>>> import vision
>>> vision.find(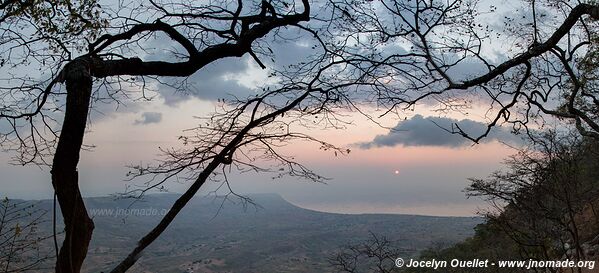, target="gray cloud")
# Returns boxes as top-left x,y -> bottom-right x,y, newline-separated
134,112 -> 163,125
148,27 -> 329,105
126,31 -> 256,105
360,114 -> 522,148
157,56 -> 257,105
